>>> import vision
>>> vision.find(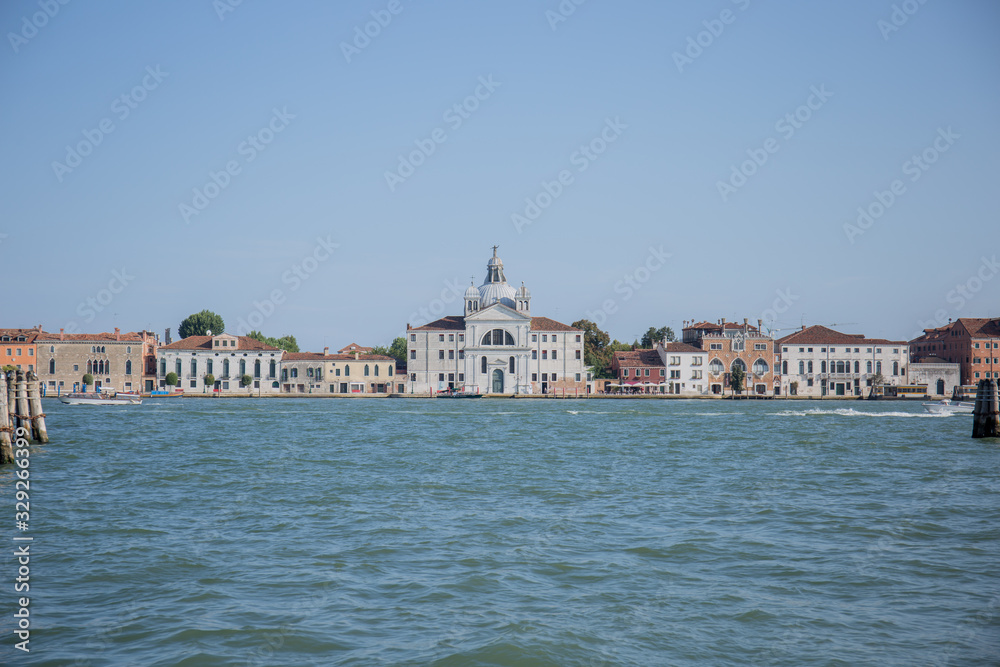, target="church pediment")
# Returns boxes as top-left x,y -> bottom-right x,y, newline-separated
464,302 -> 530,323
